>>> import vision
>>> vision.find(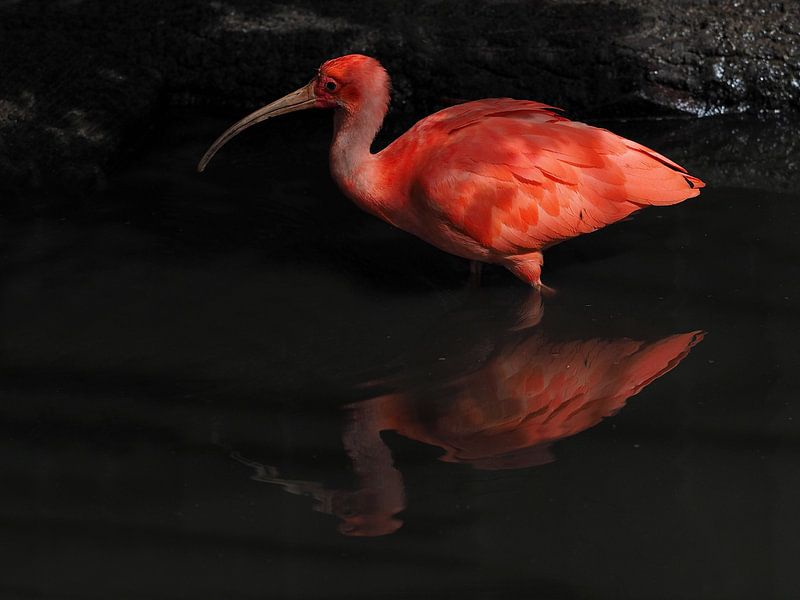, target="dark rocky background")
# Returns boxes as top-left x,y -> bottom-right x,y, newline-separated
0,0 -> 798,196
